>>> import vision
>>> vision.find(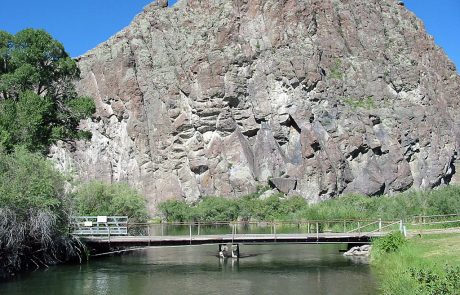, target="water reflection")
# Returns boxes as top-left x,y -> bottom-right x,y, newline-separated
0,244 -> 376,295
